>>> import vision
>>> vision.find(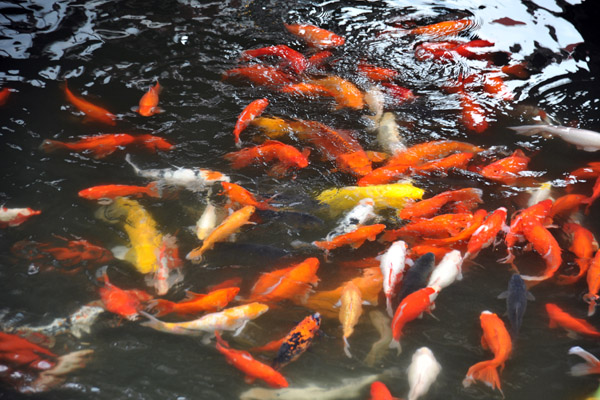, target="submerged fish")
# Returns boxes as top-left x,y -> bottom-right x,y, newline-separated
376,112 -> 406,155
509,124 -> 600,152
497,274 -> 534,338
394,252 -> 435,308
0,207 -> 41,228
407,347 -> 441,400
364,310 -> 392,367
326,198 -> 377,241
